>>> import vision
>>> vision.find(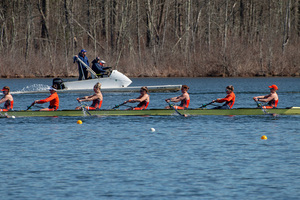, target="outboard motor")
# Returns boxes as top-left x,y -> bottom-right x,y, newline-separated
52,78 -> 65,90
